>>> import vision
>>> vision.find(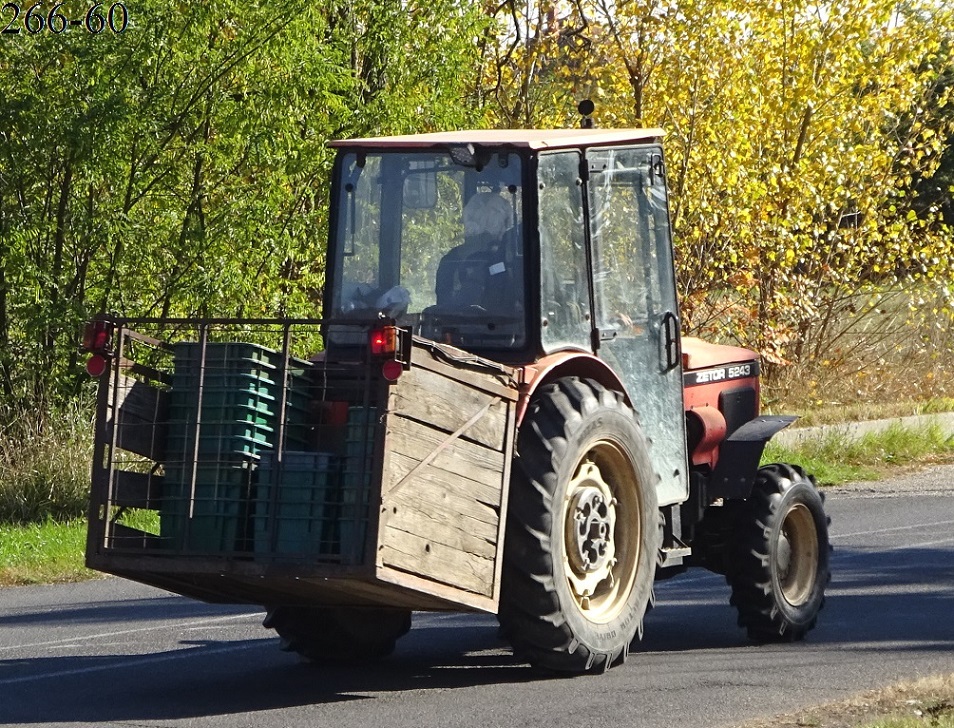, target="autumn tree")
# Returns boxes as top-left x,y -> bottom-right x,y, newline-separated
482,0 -> 954,381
